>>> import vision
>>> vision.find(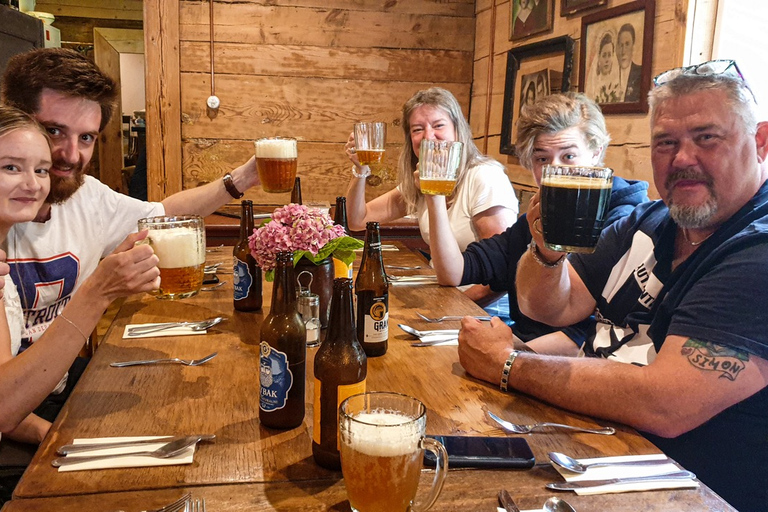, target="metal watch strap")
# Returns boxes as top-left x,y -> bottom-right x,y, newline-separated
500,350 -> 519,392
222,173 -> 244,199
529,239 -> 565,268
